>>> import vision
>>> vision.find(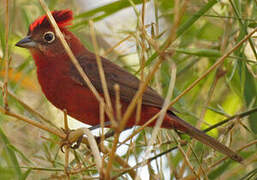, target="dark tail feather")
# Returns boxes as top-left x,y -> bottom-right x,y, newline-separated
167,112 -> 243,163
